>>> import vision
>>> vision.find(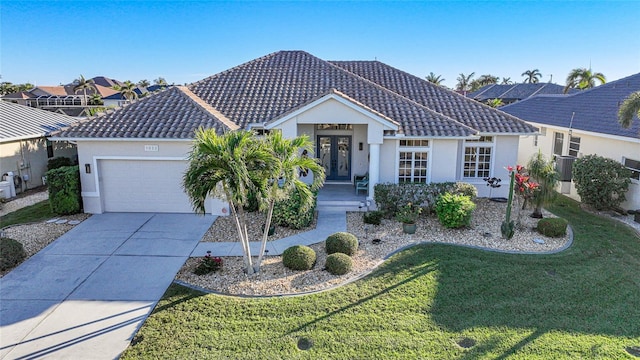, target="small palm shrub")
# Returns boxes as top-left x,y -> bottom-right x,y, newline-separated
537,218 -> 568,237
434,193 -> 476,229
1,237 -> 26,271
325,253 -> 353,275
363,210 -> 383,225
282,245 -> 316,271
325,232 -> 358,256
